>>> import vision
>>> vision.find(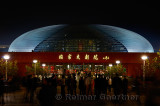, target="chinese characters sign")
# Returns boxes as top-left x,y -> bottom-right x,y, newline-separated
58,53 -> 109,62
